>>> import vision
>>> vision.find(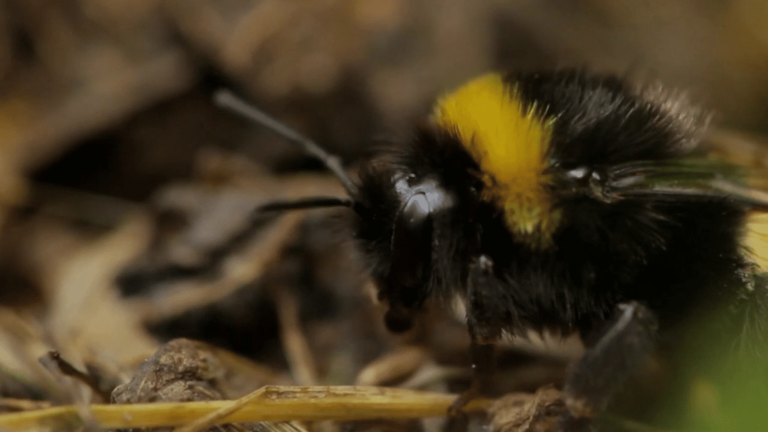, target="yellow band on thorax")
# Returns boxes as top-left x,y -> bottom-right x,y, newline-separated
432,73 -> 560,248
